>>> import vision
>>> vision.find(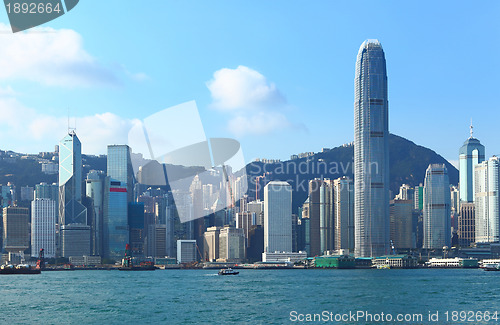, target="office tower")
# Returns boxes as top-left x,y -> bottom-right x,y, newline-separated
146,224 -> 166,257
459,124 -> 485,202
35,182 -> 58,201
31,199 -> 57,258
128,202 -> 145,256
218,226 -> 245,262
59,131 -> 86,226
390,199 -> 415,250
20,186 -> 34,201
423,164 -> 451,249
458,203 -> 475,246
247,225 -> 264,262
334,177 -> 354,252
60,224 -> 91,257
301,199 -> 310,255
354,39 -> 390,257
103,177 -> 129,258
107,145 -> 135,203
247,200 -> 264,226
204,226 -> 222,262
2,207 -> 29,253
176,239 -> 196,263
85,170 -> 104,256
264,181 -> 292,253
236,211 -> 253,245
474,157 -> 500,243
